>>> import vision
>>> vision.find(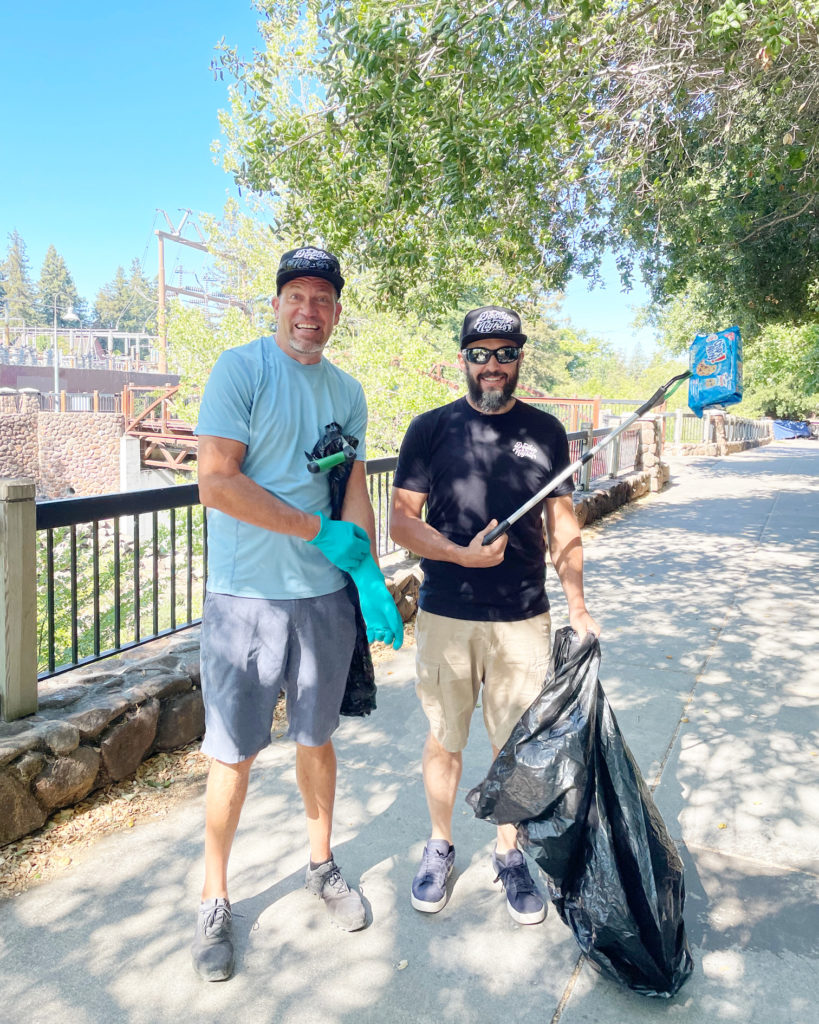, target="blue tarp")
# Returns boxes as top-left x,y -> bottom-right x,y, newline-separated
772,420 -> 812,439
